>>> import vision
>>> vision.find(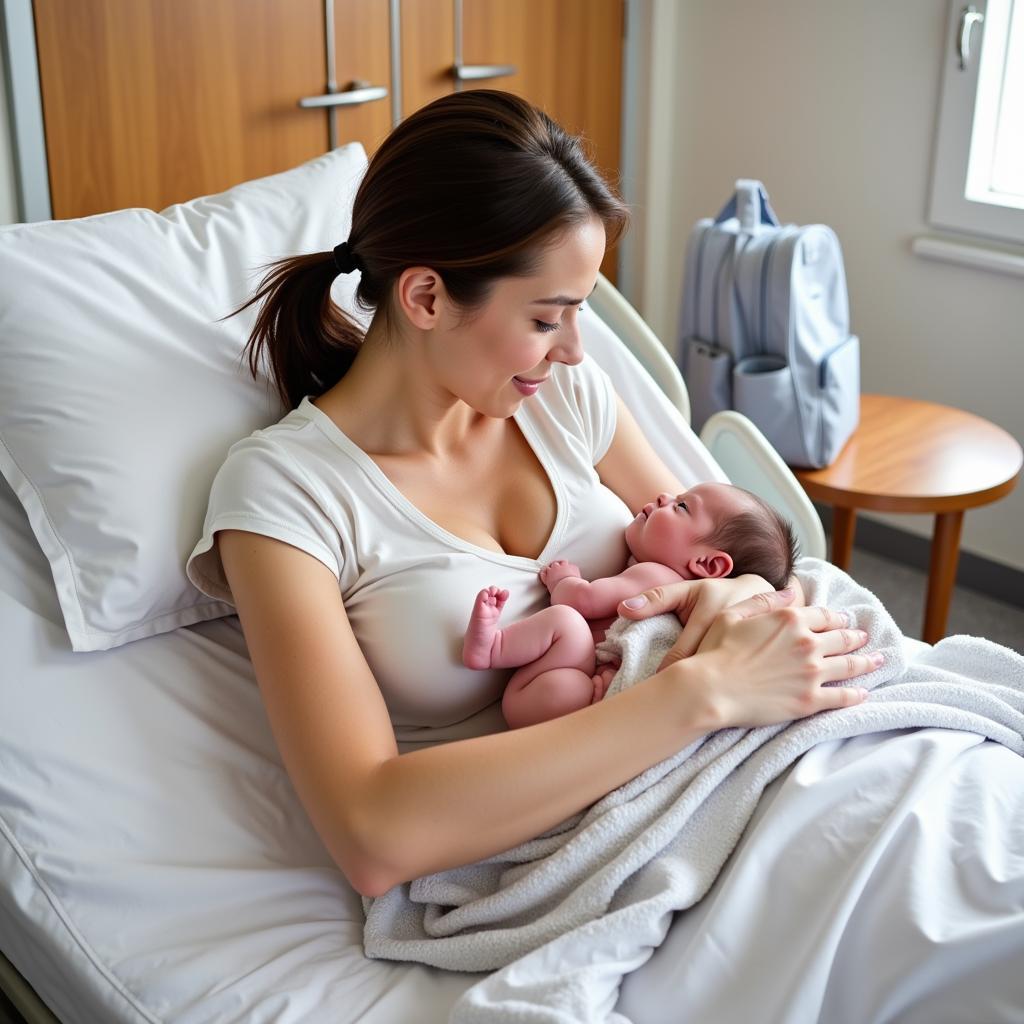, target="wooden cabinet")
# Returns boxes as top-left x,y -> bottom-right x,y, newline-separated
461,0 -> 623,213
398,0 -> 623,277
34,0 -> 321,216
30,0 -> 623,276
